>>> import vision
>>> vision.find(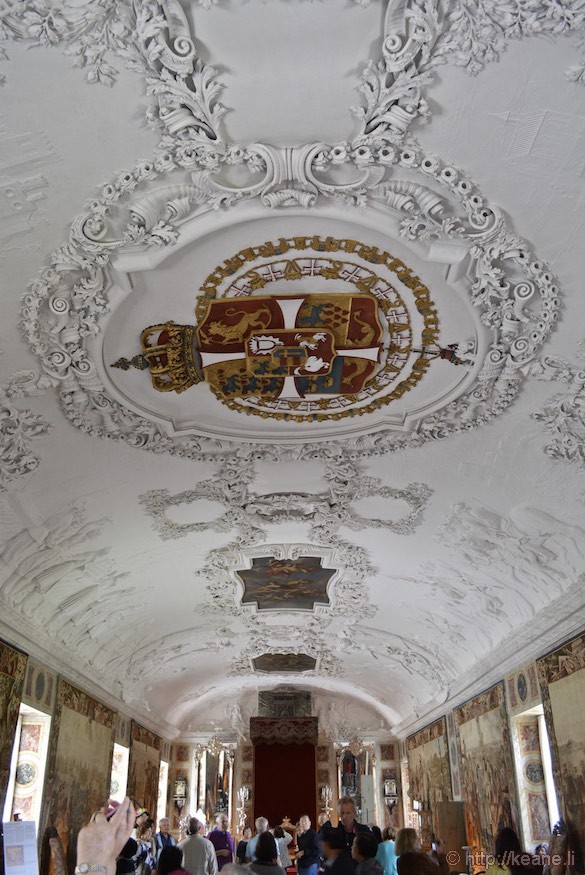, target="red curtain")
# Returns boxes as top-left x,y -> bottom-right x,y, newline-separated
253,742 -> 317,826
